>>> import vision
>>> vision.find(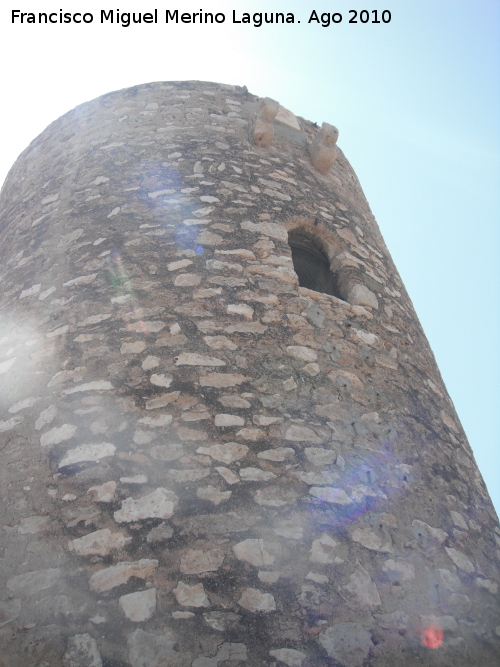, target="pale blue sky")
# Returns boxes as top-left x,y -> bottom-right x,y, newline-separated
1,0 -> 498,511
